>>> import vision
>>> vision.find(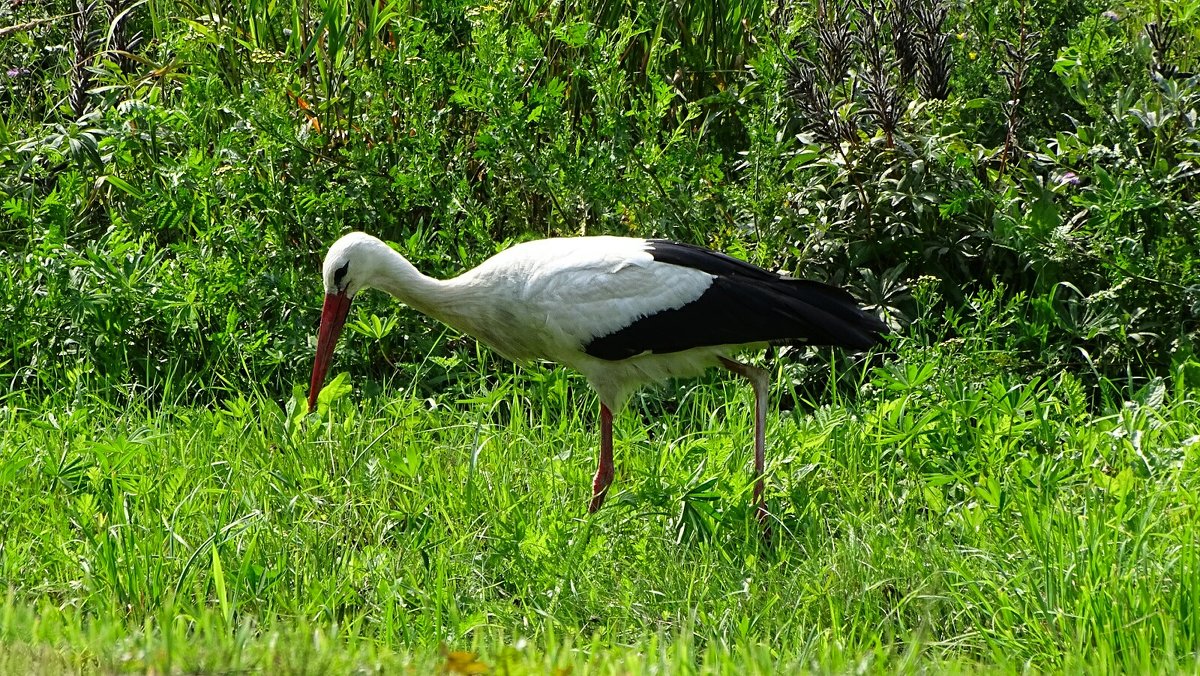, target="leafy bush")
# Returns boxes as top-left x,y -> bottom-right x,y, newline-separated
0,0 -> 1197,406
